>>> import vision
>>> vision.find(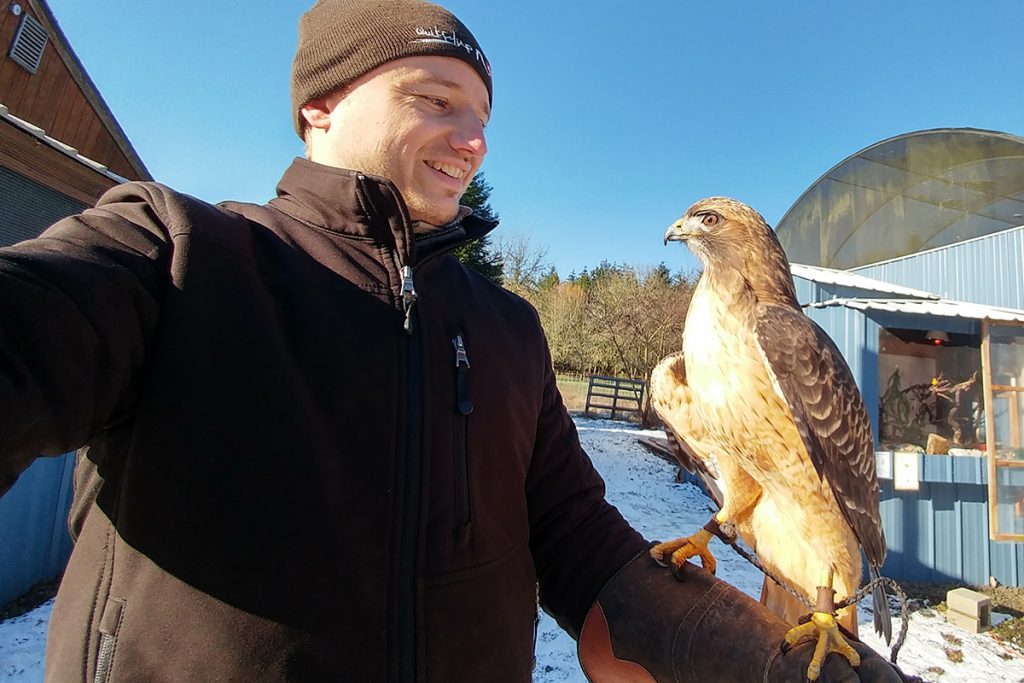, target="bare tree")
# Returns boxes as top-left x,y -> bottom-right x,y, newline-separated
533,281 -> 597,375
586,266 -> 694,425
497,234 -> 550,297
